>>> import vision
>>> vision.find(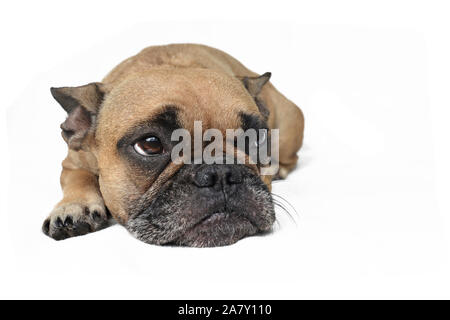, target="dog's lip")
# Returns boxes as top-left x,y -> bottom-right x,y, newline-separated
189,211 -> 258,235
173,212 -> 258,247
165,211 -> 253,244
198,211 -> 228,225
